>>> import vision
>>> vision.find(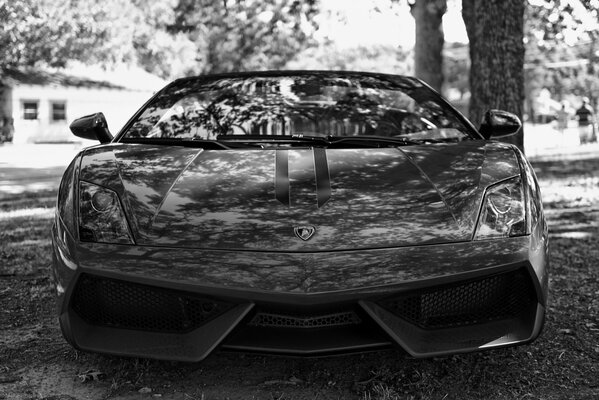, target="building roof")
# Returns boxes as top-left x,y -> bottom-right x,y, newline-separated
67,64 -> 168,91
1,68 -> 126,90
0,64 -> 168,92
